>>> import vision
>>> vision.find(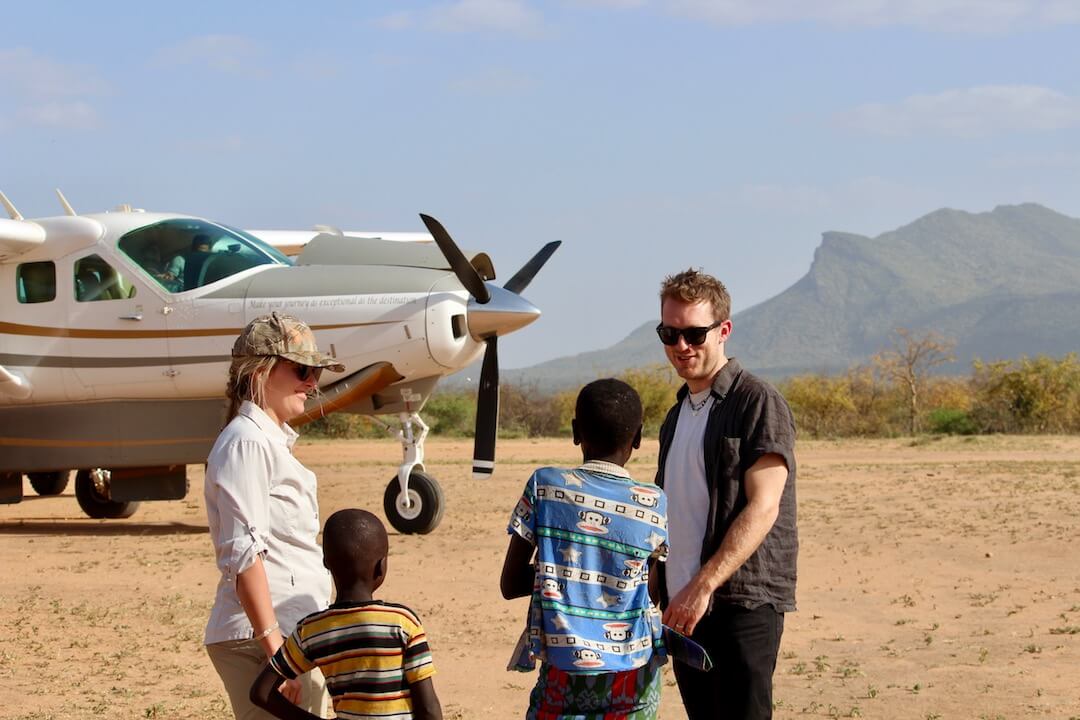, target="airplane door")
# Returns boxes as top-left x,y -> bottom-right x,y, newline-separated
3,259 -> 75,404
66,253 -> 177,398
163,297 -> 244,399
